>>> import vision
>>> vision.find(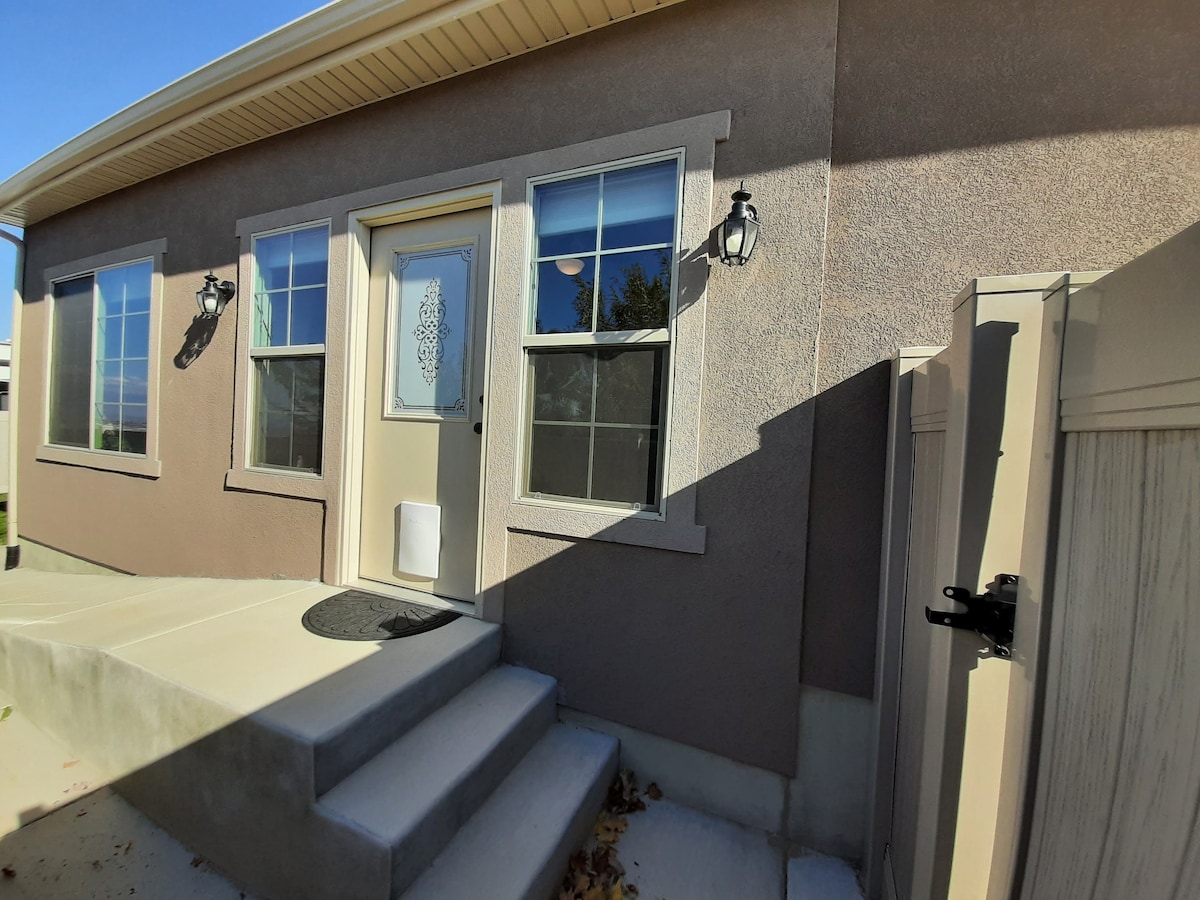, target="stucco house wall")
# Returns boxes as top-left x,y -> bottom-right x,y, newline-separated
13,0 -> 1200,790
804,0 -> 1200,699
